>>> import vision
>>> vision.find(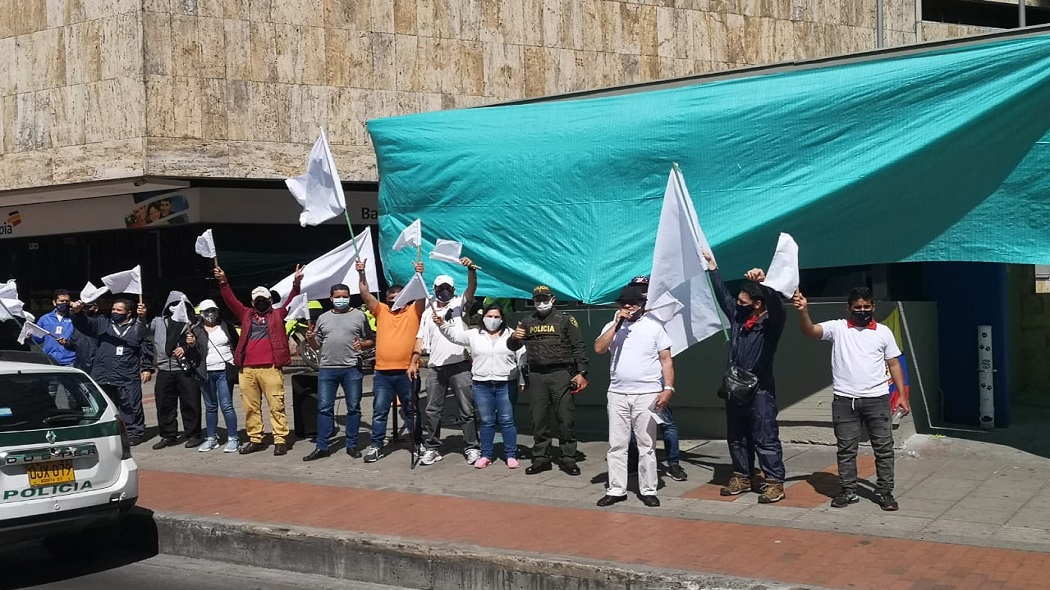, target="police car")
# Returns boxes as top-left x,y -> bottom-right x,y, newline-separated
0,360 -> 138,550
